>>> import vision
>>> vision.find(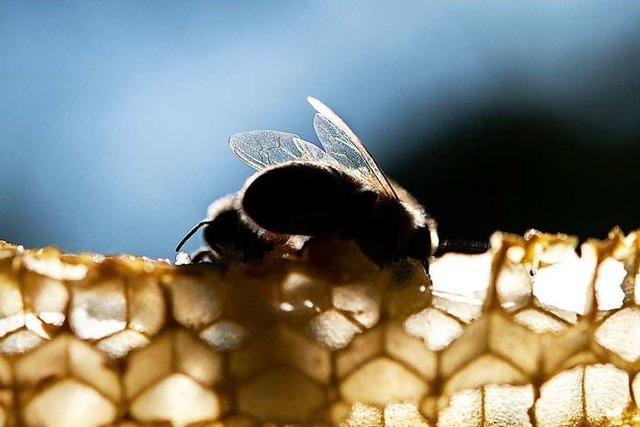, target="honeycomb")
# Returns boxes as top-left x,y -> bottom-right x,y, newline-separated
1,229 -> 640,426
